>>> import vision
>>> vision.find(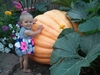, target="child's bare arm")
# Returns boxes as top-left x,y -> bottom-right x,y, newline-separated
33,19 -> 37,24
25,25 -> 43,37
